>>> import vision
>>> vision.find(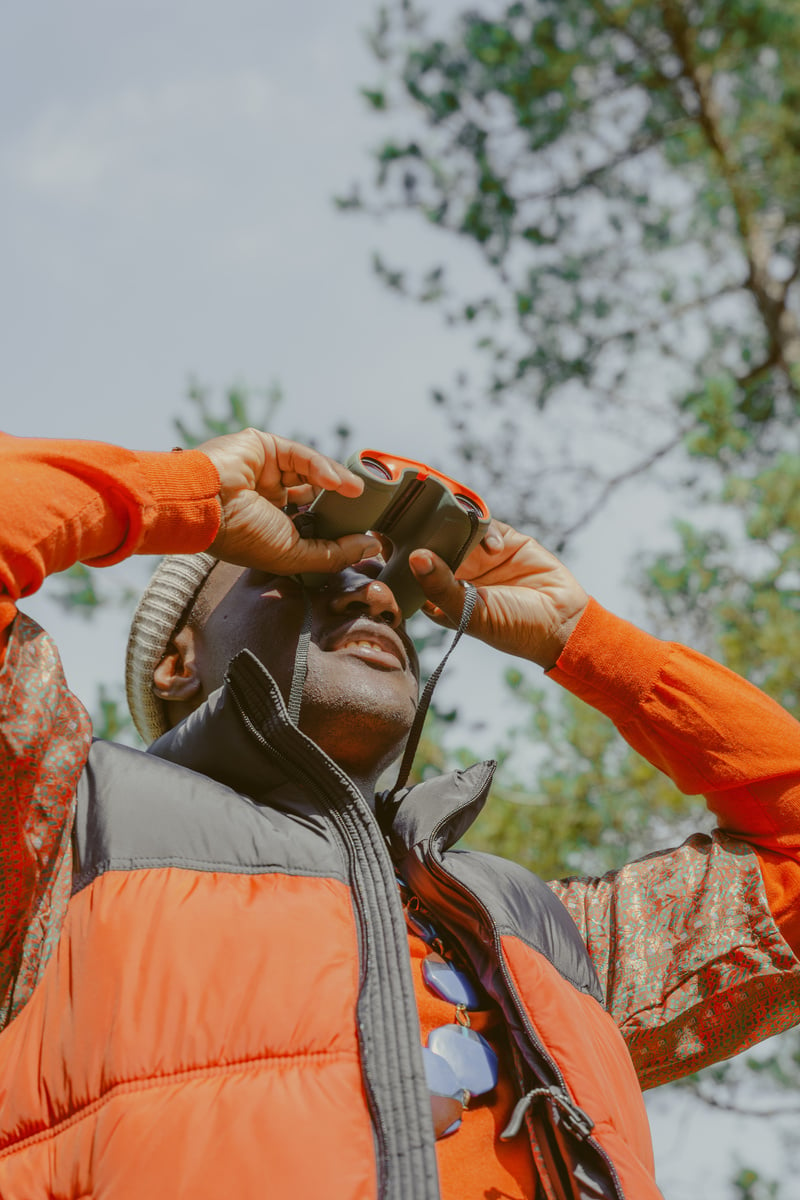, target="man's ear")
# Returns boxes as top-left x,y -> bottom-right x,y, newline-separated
152,626 -> 203,704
